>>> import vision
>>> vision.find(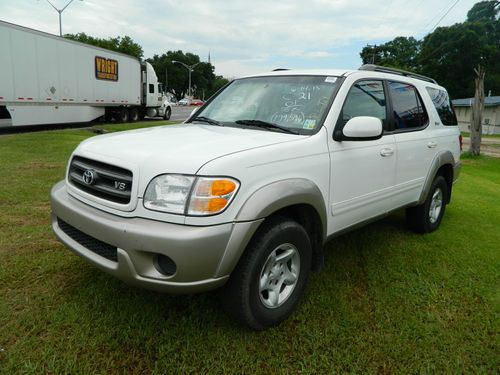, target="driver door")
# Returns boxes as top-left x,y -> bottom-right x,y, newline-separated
328,79 -> 396,233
